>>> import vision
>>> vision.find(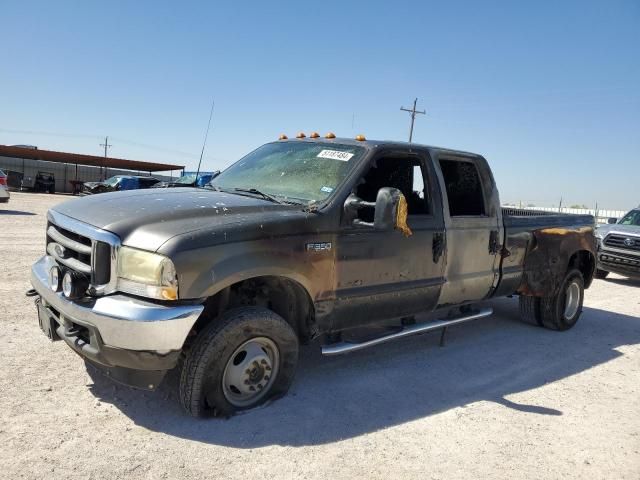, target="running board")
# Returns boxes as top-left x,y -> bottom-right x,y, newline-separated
321,307 -> 493,356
